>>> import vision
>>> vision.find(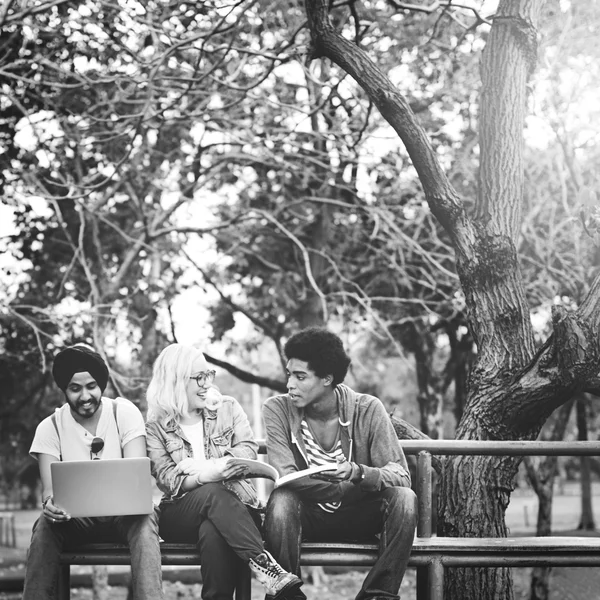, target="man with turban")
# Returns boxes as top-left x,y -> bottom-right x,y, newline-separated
22,344 -> 165,600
